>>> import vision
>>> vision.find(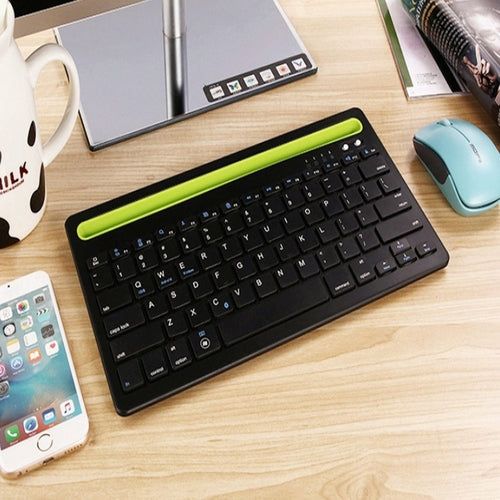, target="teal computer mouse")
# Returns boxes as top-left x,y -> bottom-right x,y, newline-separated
413,118 -> 500,216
